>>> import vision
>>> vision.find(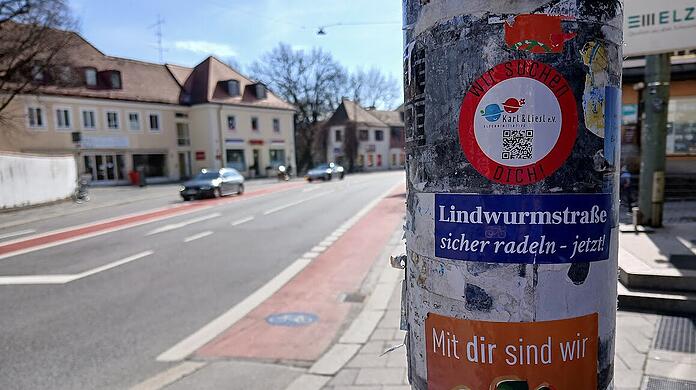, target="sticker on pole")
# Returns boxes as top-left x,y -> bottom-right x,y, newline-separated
426,312 -> 598,390
435,193 -> 614,264
459,60 -> 578,185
